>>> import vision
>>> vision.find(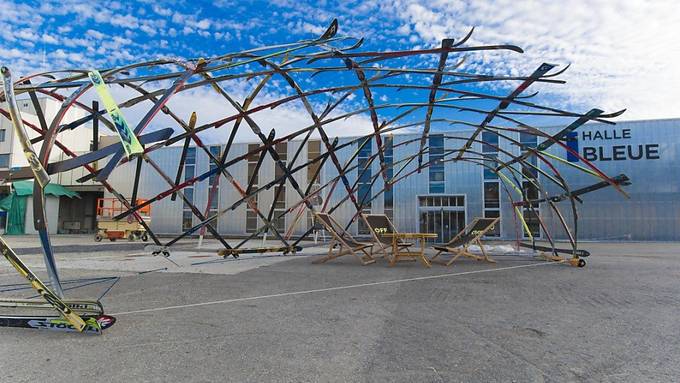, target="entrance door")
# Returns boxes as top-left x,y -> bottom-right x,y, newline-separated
418,195 -> 465,242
